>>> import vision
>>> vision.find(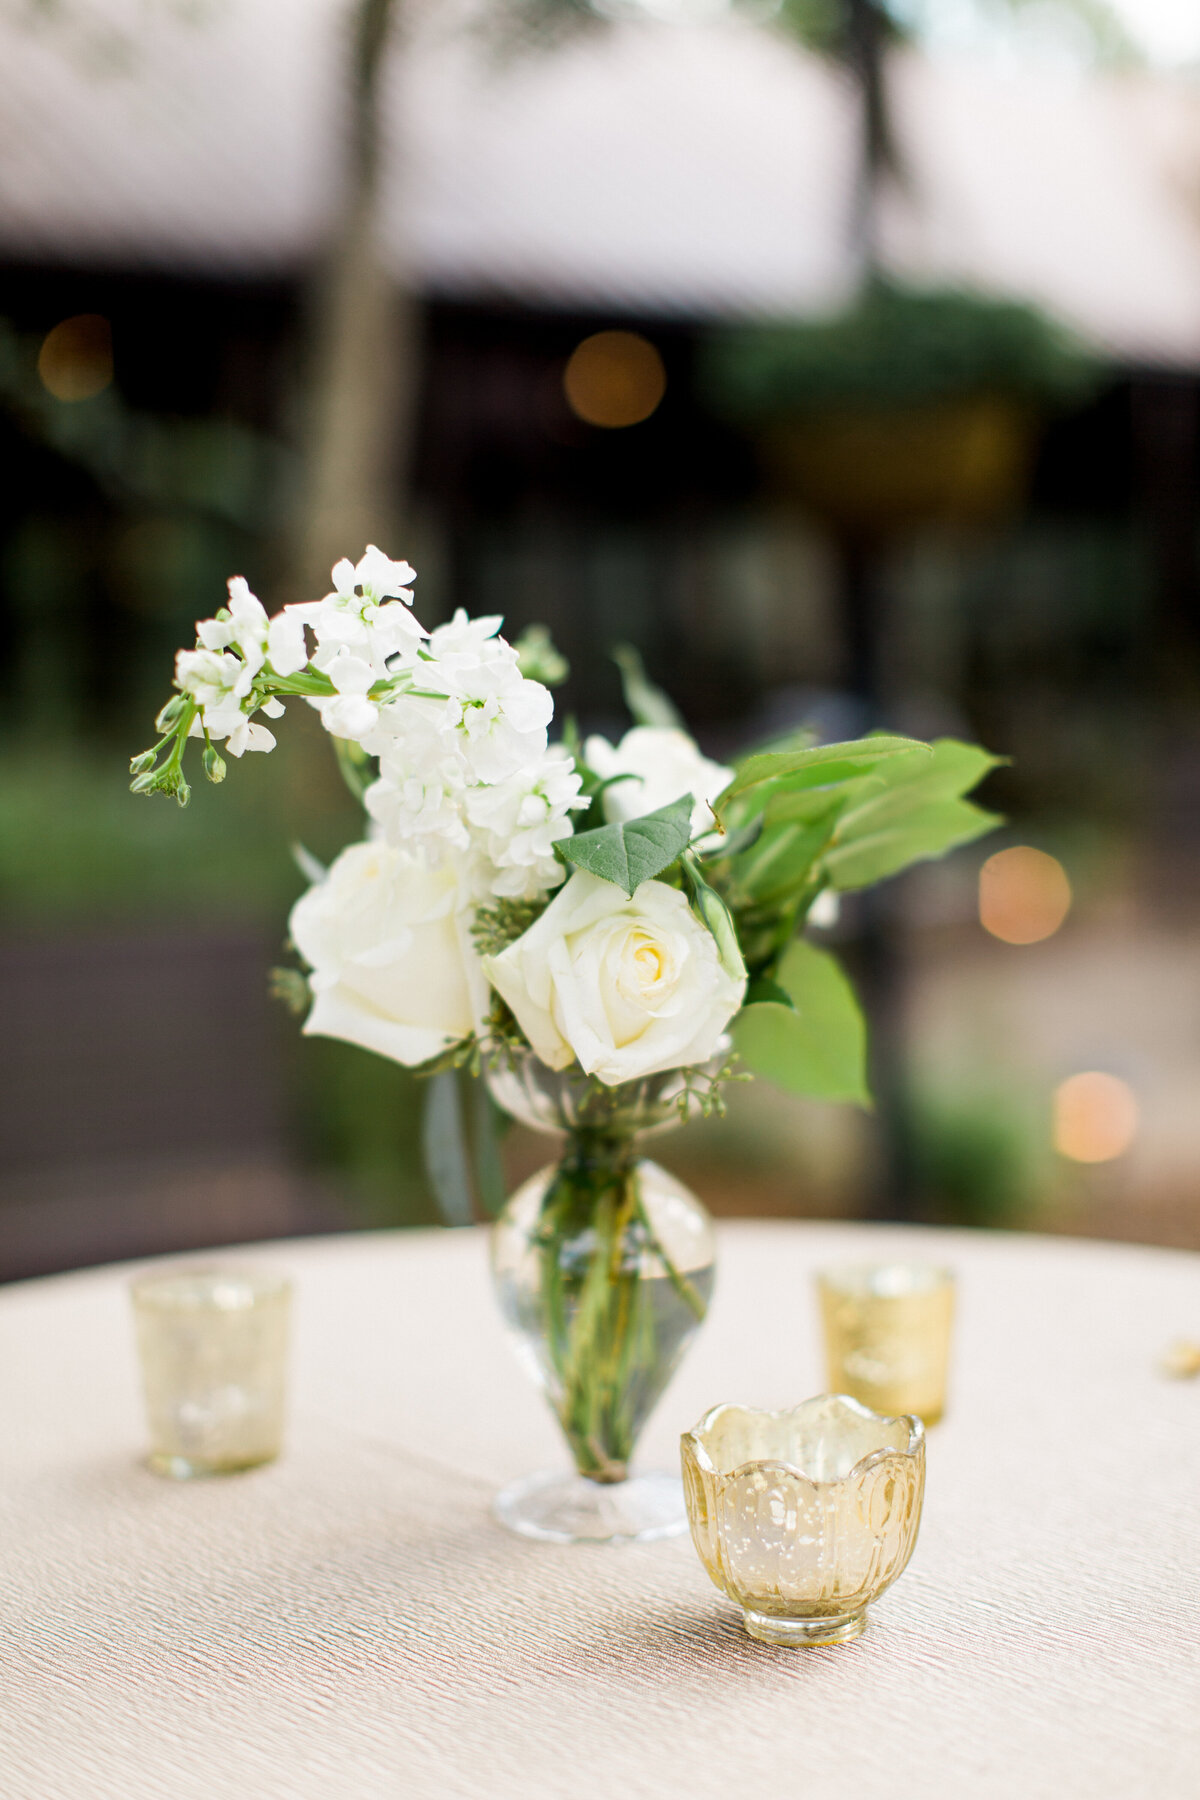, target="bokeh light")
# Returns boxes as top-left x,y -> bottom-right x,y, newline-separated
37,314 -> 113,401
1053,1072 -> 1138,1163
563,330 -> 666,428
979,845 -> 1072,944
